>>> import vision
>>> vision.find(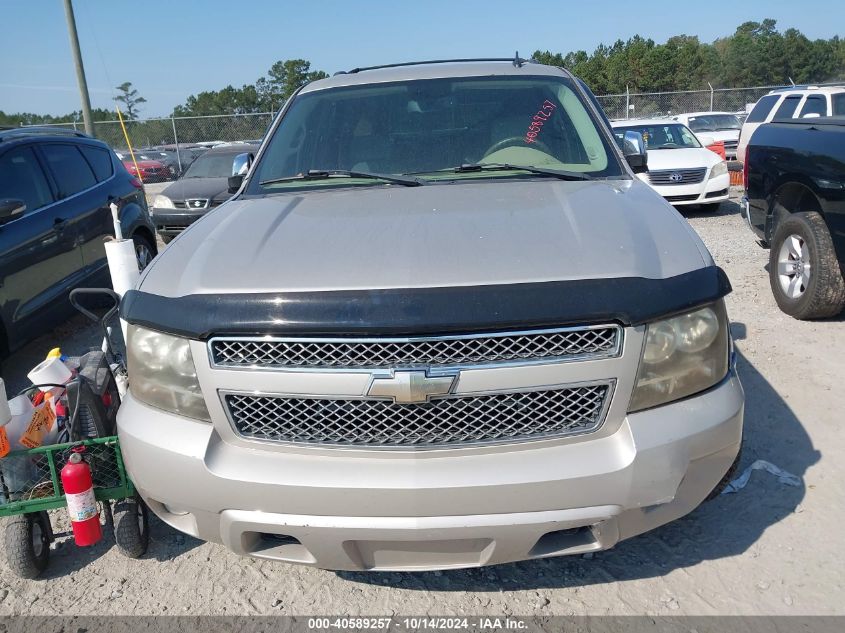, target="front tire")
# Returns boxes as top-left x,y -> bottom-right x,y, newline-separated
769,212 -> 845,319
706,447 -> 742,501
